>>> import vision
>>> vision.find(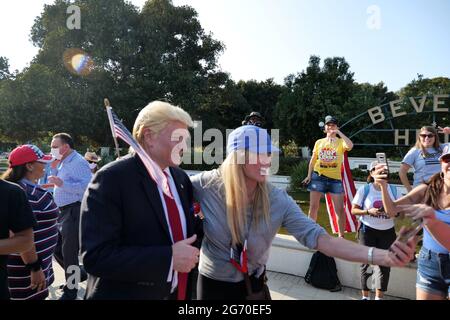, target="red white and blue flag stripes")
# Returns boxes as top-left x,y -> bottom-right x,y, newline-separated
325,152 -> 358,234
105,105 -> 172,198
